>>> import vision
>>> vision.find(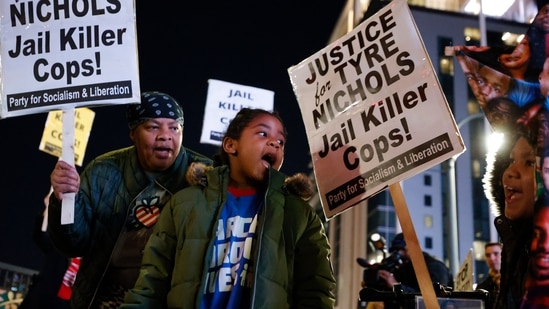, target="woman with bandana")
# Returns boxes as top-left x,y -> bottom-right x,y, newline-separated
47,91 -> 212,308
